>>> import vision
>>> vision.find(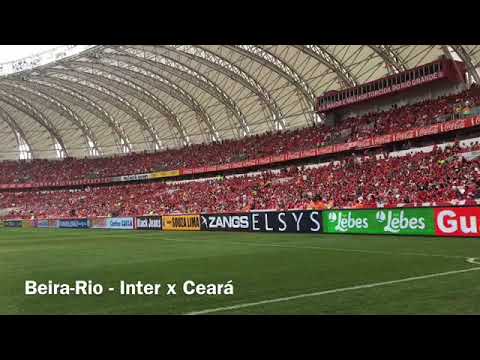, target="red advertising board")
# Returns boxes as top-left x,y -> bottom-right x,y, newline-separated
303,149 -> 317,157
434,207 -> 480,237
258,156 -> 272,165
271,154 -> 286,163
316,145 -> 334,156
392,129 -> 417,142
286,152 -> 301,160
229,162 -> 243,169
